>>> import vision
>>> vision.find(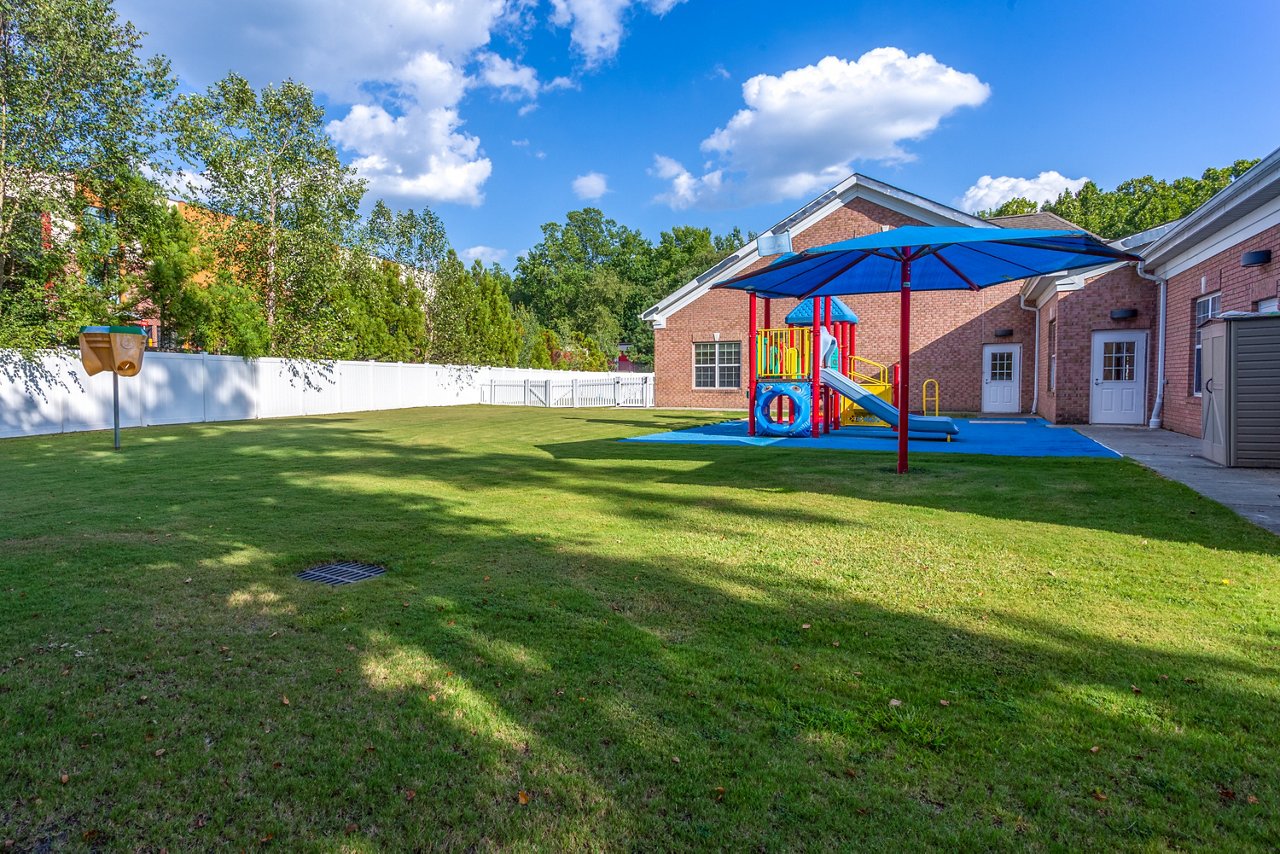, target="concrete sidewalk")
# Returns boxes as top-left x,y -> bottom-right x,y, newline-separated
1076,425 -> 1280,537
